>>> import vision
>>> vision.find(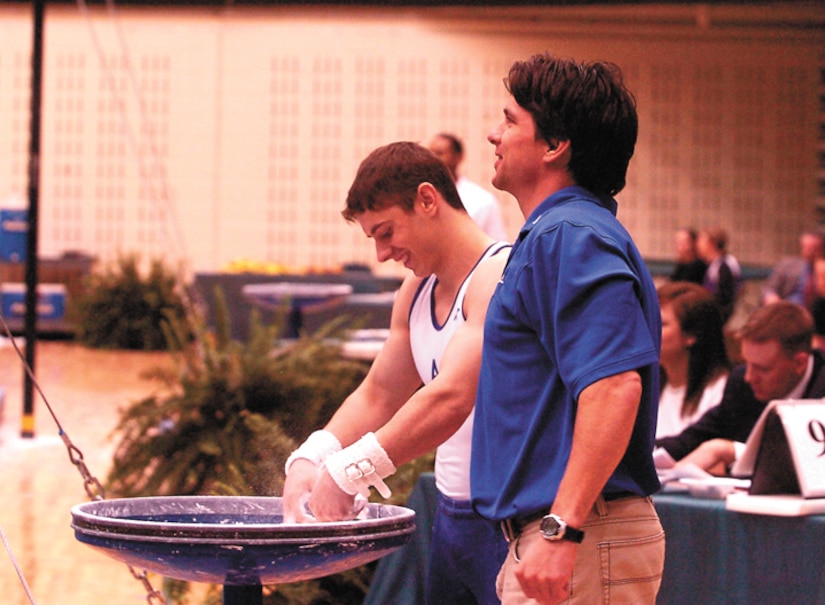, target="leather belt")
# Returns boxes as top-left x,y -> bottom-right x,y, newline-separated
500,510 -> 545,543
499,491 -> 637,543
